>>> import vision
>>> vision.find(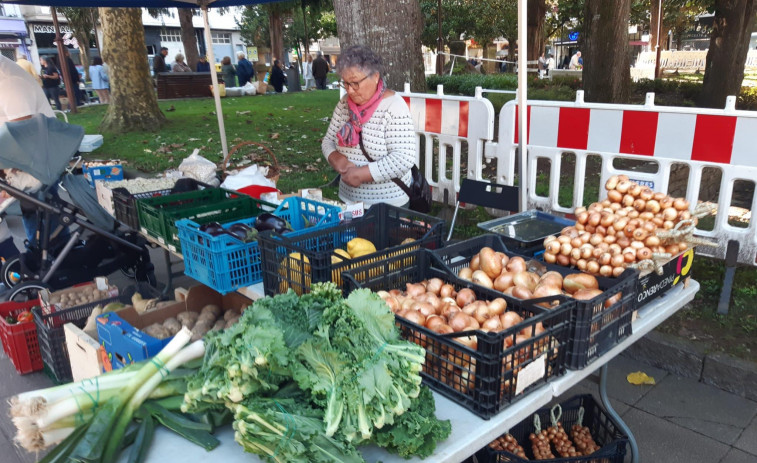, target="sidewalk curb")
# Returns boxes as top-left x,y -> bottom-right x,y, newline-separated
625,330 -> 705,379
627,330 -> 757,401
703,354 -> 757,402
